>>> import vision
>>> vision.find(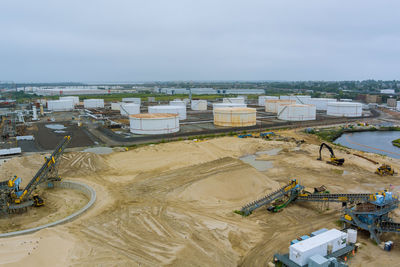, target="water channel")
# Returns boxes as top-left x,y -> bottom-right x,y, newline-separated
334,131 -> 400,159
